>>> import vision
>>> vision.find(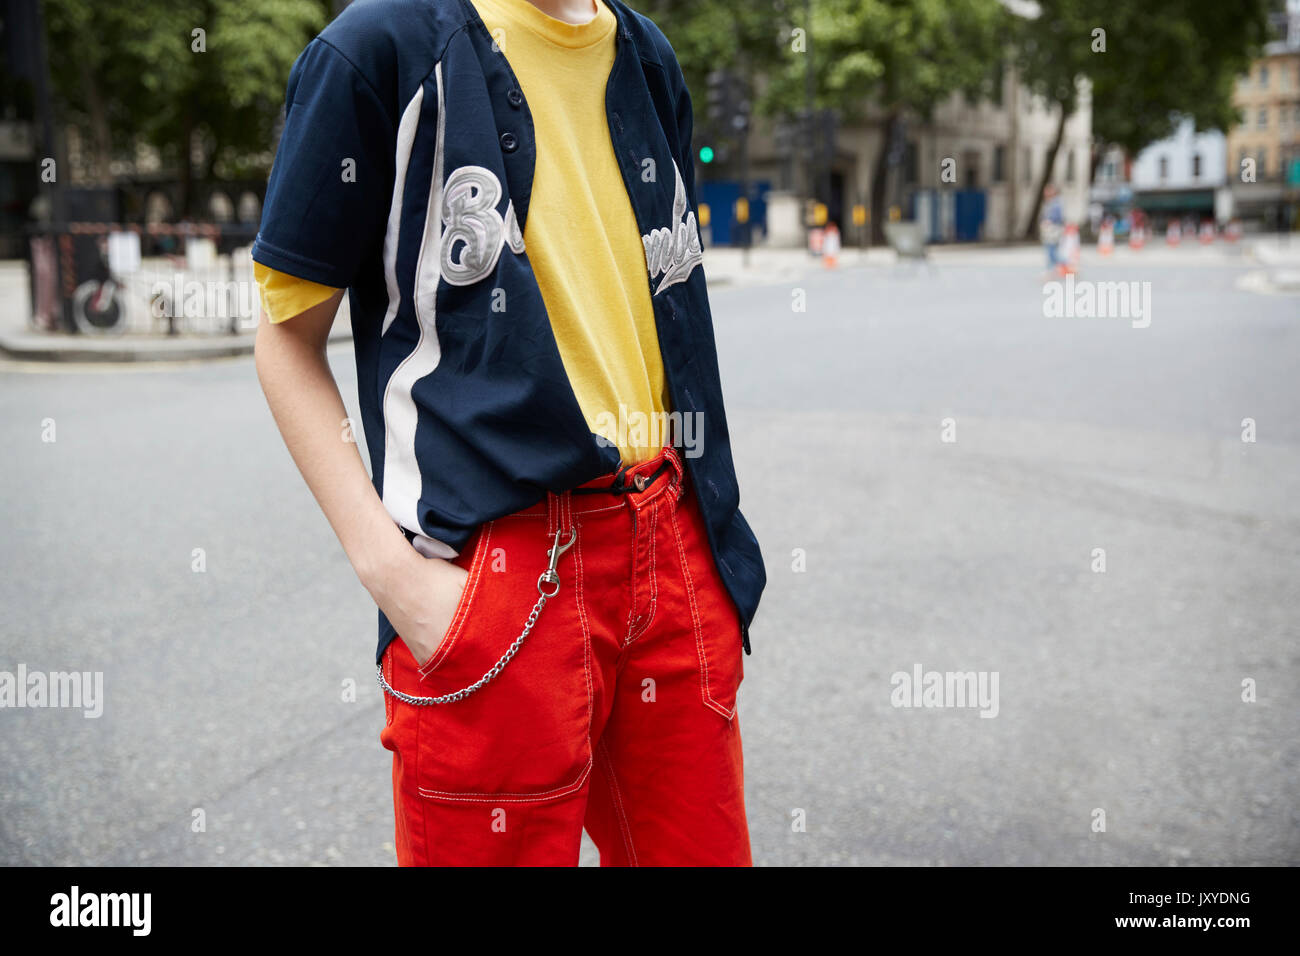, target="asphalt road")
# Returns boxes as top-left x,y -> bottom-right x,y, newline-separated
2,245 -> 1297,865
